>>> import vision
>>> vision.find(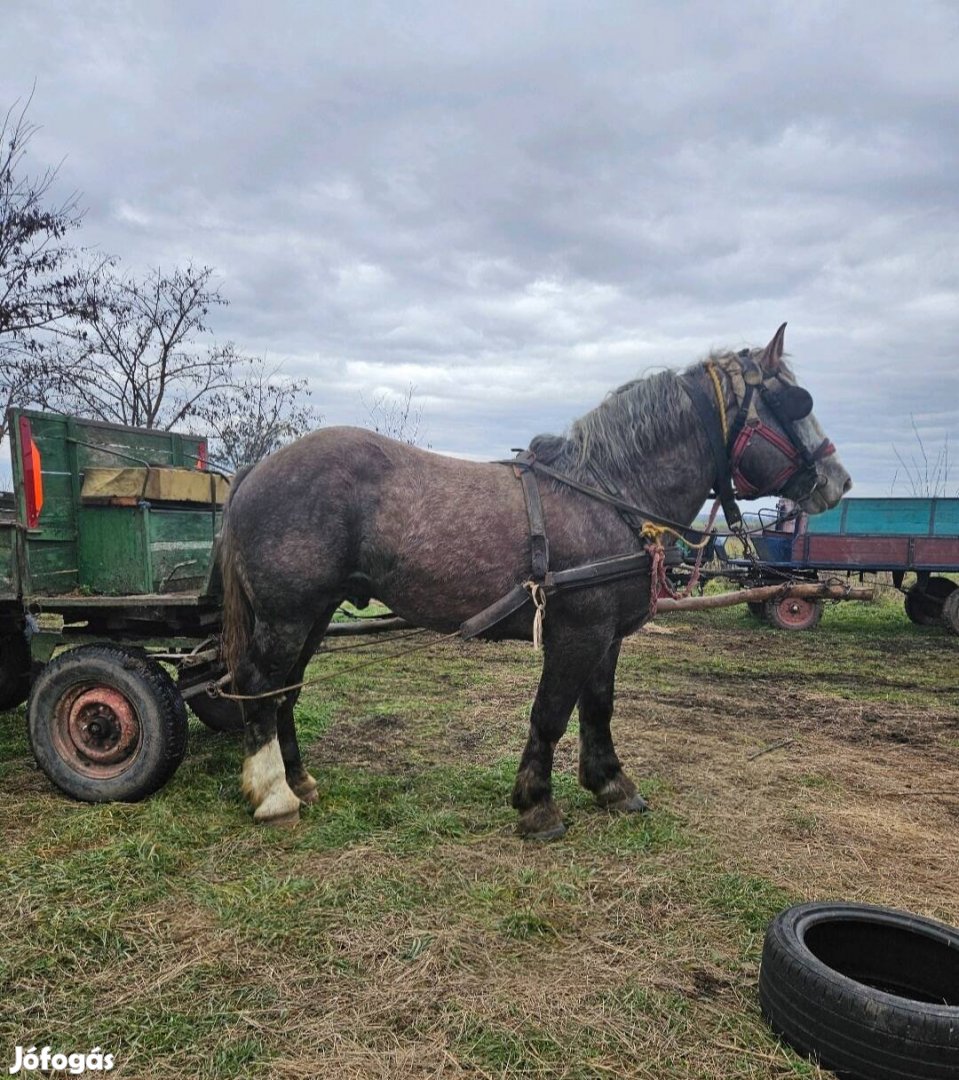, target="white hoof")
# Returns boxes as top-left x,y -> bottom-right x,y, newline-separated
242,738 -> 302,823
